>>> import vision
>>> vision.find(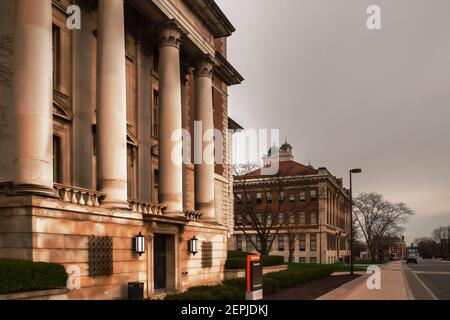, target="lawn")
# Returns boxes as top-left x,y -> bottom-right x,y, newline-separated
287,262 -> 367,272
